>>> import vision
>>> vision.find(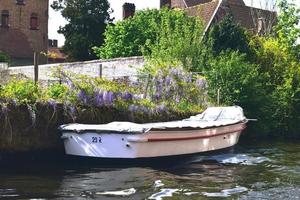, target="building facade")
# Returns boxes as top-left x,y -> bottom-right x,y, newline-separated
0,0 -> 48,66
